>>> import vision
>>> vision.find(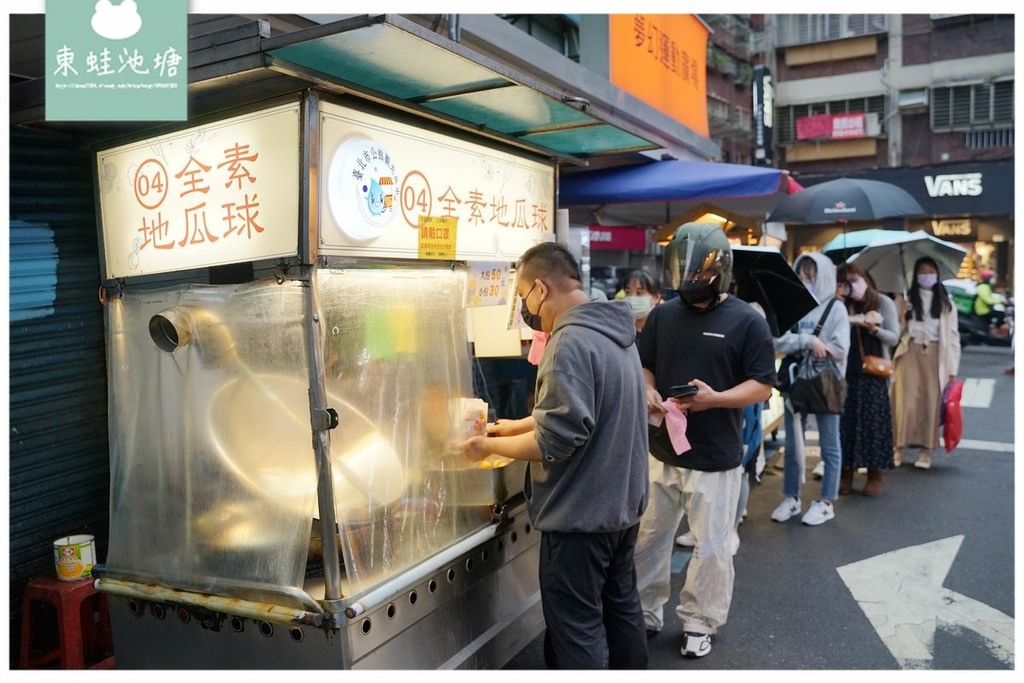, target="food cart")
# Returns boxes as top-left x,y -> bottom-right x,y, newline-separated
92,92 -> 552,668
